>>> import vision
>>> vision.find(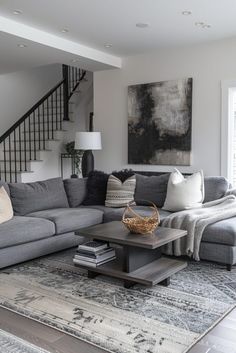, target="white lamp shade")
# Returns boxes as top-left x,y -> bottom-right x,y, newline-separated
74,131 -> 102,150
